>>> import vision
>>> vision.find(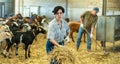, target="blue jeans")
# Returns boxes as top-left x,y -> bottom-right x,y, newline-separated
46,39 -> 64,54
76,27 -> 92,50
